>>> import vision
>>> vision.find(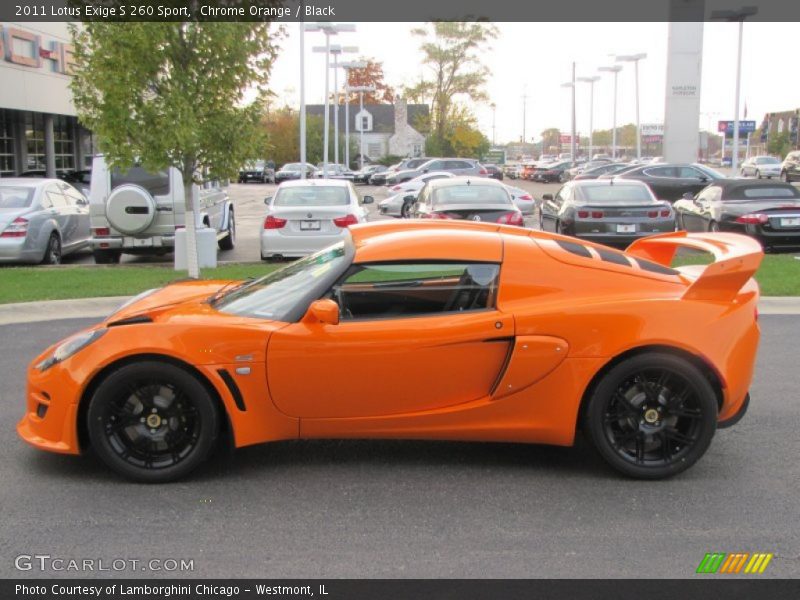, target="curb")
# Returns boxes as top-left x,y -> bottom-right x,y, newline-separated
0,295 -> 799,326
